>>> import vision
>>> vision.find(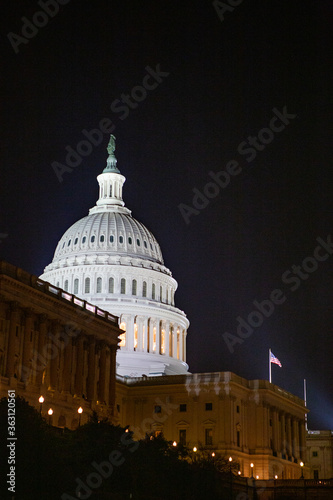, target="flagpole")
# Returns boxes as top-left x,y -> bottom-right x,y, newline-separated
269,348 -> 272,383
304,378 -> 308,431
